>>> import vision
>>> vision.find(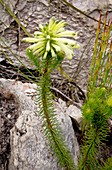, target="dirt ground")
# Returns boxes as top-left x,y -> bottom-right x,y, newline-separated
0,89 -> 19,170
